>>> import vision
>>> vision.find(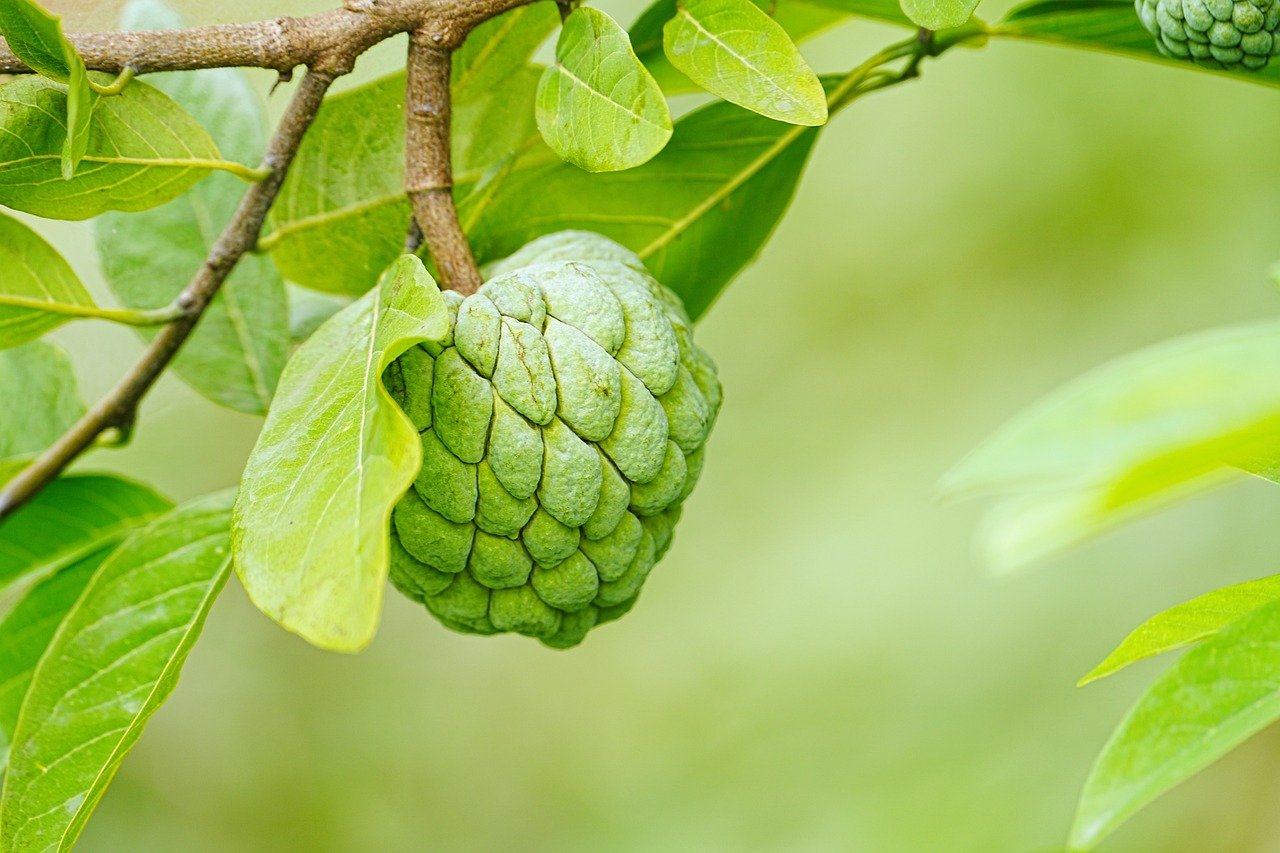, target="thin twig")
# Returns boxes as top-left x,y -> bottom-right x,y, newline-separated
0,70 -> 336,519
405,30 -> 482,294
